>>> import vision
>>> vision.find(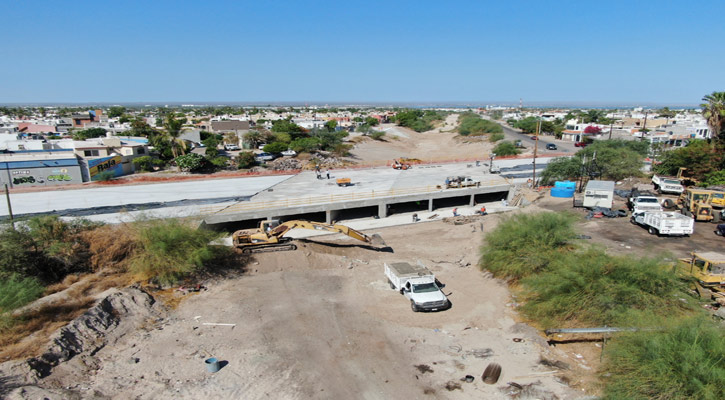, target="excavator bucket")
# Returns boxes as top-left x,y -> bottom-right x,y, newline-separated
369,234 -> 386,247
